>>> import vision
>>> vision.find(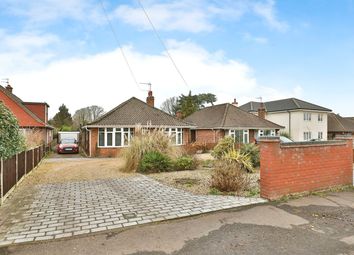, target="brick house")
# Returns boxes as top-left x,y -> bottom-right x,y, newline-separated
240,98 -> 332,142
328,113 -> 354,144
184,102 -> 283,146
0,84 -> 53,145
82,91 -> 195,157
